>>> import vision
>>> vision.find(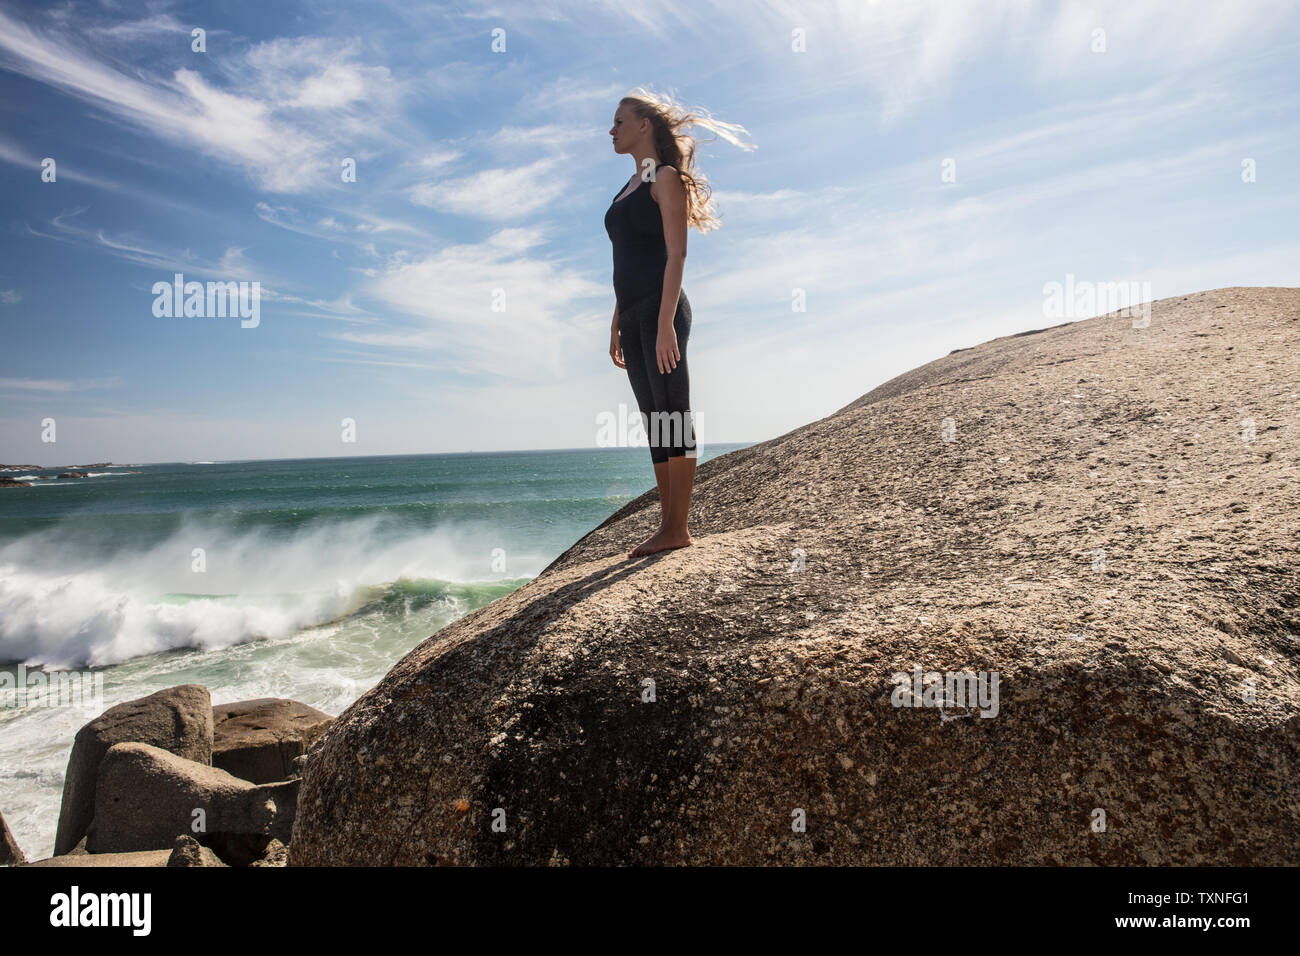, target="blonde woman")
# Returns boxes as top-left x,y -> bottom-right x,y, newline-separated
605,87 -> 753,558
